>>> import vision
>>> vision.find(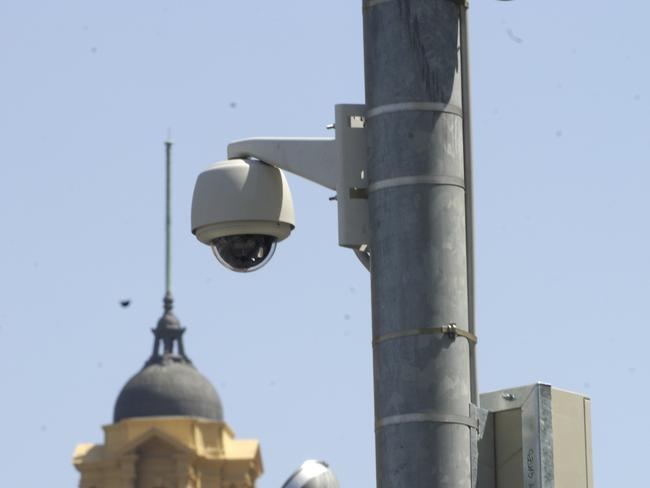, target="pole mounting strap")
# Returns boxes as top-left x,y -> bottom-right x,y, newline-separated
349,175 -> 465,200
366,101 -> 463,119
376,410 -> 479,431
373,323 -> 477,346
369,174 -> 465,193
